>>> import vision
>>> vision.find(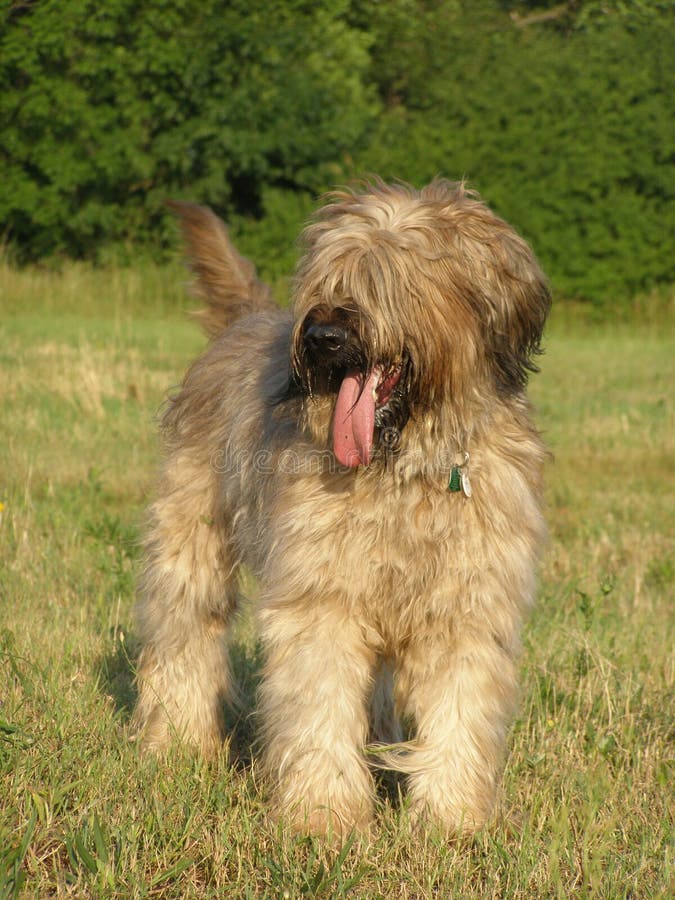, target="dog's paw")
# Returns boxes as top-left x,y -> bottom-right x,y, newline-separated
130,703 -> 226,759
271,796 -> 373,844
404,793 -> 492,839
